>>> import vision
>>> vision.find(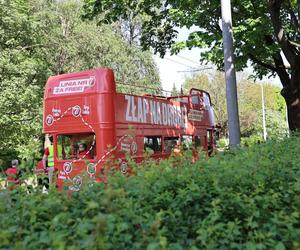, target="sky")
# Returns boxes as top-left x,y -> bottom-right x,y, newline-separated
153,48 -> 204,92
153,27 -> 280,93
153,27 -> 204,92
